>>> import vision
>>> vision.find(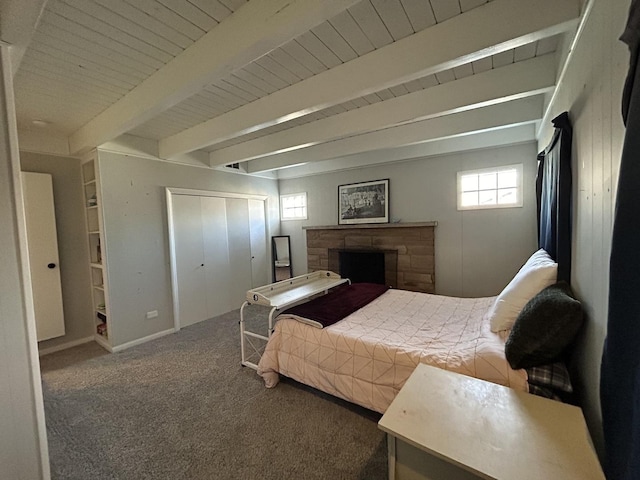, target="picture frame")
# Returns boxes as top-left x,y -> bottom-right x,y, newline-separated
338,179 -> 389,225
